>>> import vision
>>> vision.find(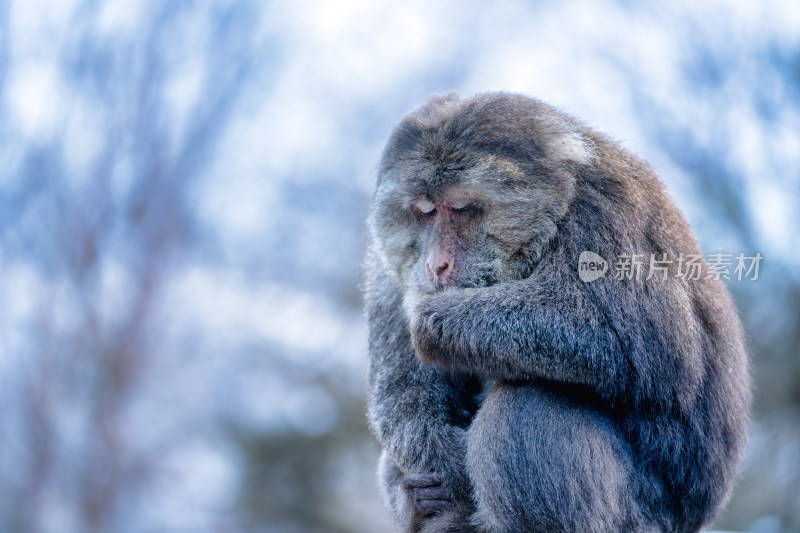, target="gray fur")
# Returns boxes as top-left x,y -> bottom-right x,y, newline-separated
364,92 -> 750,533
